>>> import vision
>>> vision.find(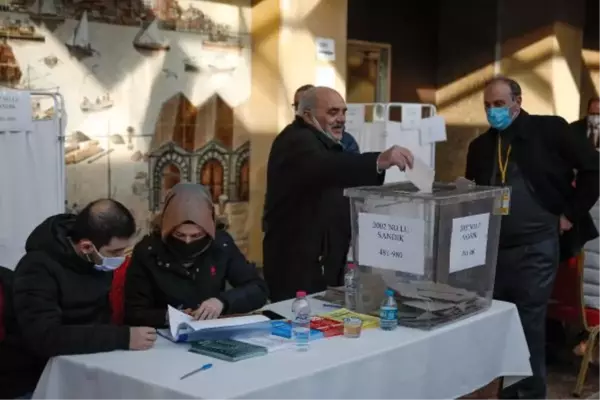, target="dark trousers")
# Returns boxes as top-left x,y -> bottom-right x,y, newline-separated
494,236 -> 559,399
